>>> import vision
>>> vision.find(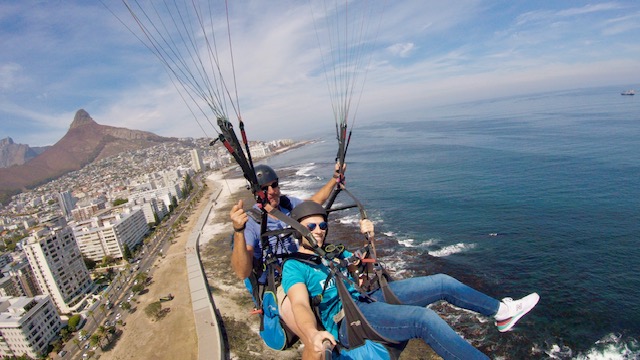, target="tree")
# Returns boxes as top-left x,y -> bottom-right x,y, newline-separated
131,284 -> 144,293
83,256 -> 97,270
184,173 -> 193,195
51,338 -> 63,353
135,272 -> 149,283
102,255 -> 115,266
87,310 -> 96,324
121,301 -> 132,312
171,195 -> 178,210
59,327 -> 70,341
96,325 -> 111,344
123,244 -> 132,261
113,198 -> 128,206
90,333 -> 102,350
144,301 -> 162,320
68,314 -> 82,330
